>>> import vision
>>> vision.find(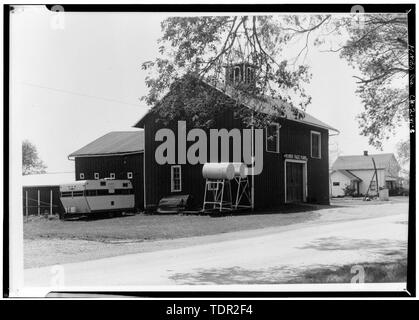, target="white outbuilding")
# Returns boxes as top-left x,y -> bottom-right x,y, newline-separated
330,152 -> 401,197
